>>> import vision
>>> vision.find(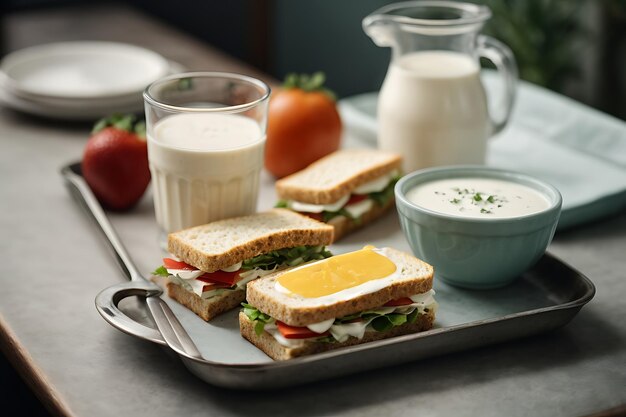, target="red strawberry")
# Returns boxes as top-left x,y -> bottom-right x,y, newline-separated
82,114 -> 151,211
